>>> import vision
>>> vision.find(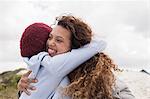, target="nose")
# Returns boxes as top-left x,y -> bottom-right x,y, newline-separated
48,39 -> 56,47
